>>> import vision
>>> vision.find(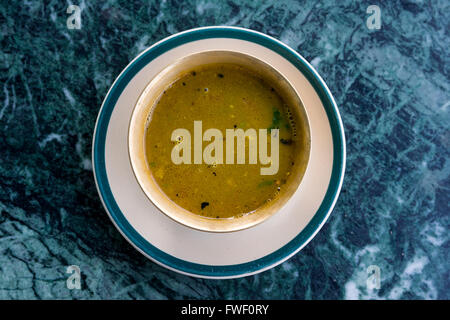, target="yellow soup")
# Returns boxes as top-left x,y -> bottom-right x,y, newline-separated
145,63 -> 308,218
